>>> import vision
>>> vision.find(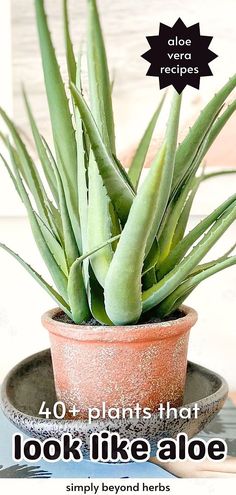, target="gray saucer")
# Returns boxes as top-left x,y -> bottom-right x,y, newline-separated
1,349 -> 228,458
